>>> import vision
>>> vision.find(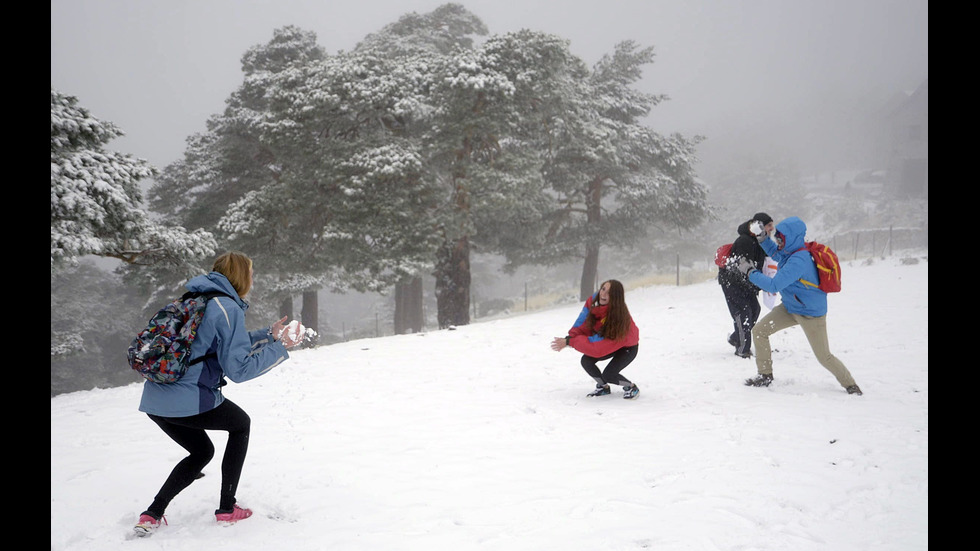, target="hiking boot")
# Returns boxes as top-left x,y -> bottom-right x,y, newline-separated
846,385 -> 863,396
744,373 -> 773,387
587,384 -> 611,397
623,384 -> 640,399
133,512 -> 166,537
215,504 -> 253,524
734,350 -> 753,359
